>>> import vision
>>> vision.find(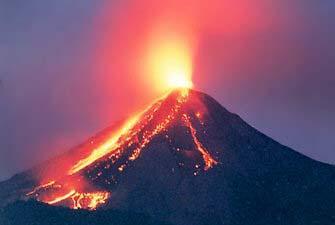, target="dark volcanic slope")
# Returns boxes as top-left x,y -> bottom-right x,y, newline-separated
0,200 -> 172,225
1,89 -> 335,225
